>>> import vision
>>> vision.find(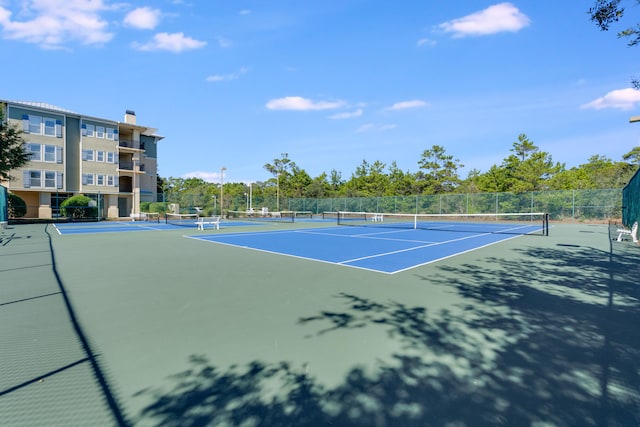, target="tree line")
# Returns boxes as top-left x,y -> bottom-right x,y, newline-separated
159,134 -> 640,210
